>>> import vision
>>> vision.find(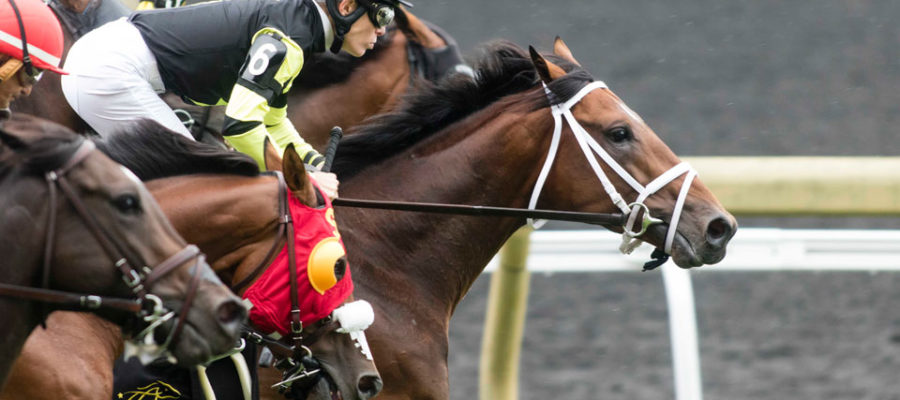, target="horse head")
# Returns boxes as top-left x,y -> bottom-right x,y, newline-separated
265,143 -> 382,400
528,38 -> 737,267
0,115 -> 245,368
274,298 -> 383,400
92,119 -> 380,399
